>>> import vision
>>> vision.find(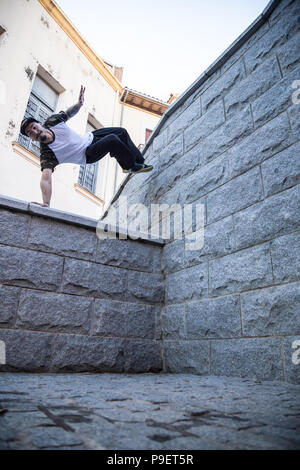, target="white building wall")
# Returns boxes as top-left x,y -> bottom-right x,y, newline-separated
0,0 -> 162,219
